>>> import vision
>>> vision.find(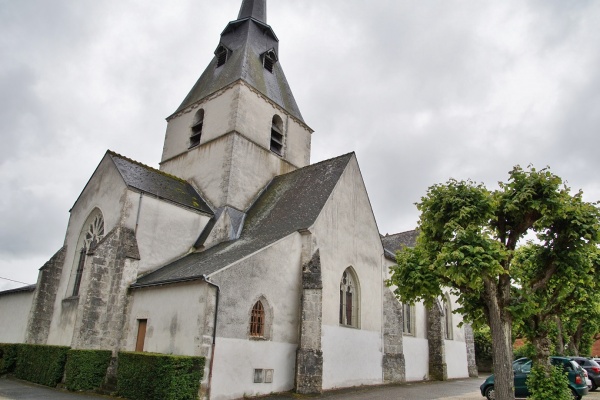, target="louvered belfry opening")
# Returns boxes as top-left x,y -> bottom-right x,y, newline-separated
216,45 -> 228,68
270,115 -> 284,155
190,109 -> 204,148
263,50 -> 277,73
250,301 -> 265,337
